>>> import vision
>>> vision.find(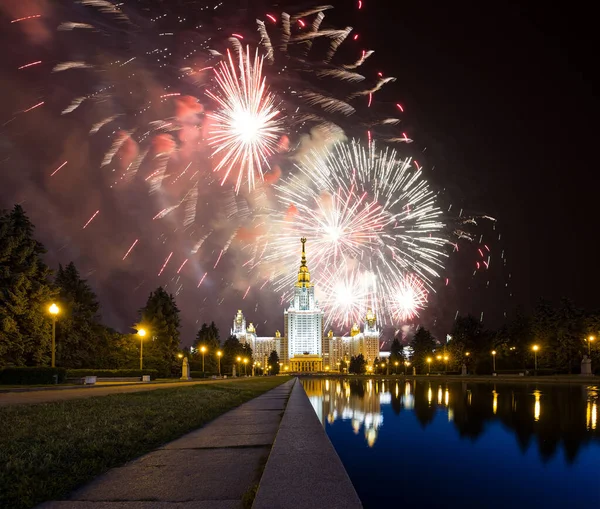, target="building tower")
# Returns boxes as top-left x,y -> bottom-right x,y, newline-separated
284,238 -> 324,372
231,310 -> 247,343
